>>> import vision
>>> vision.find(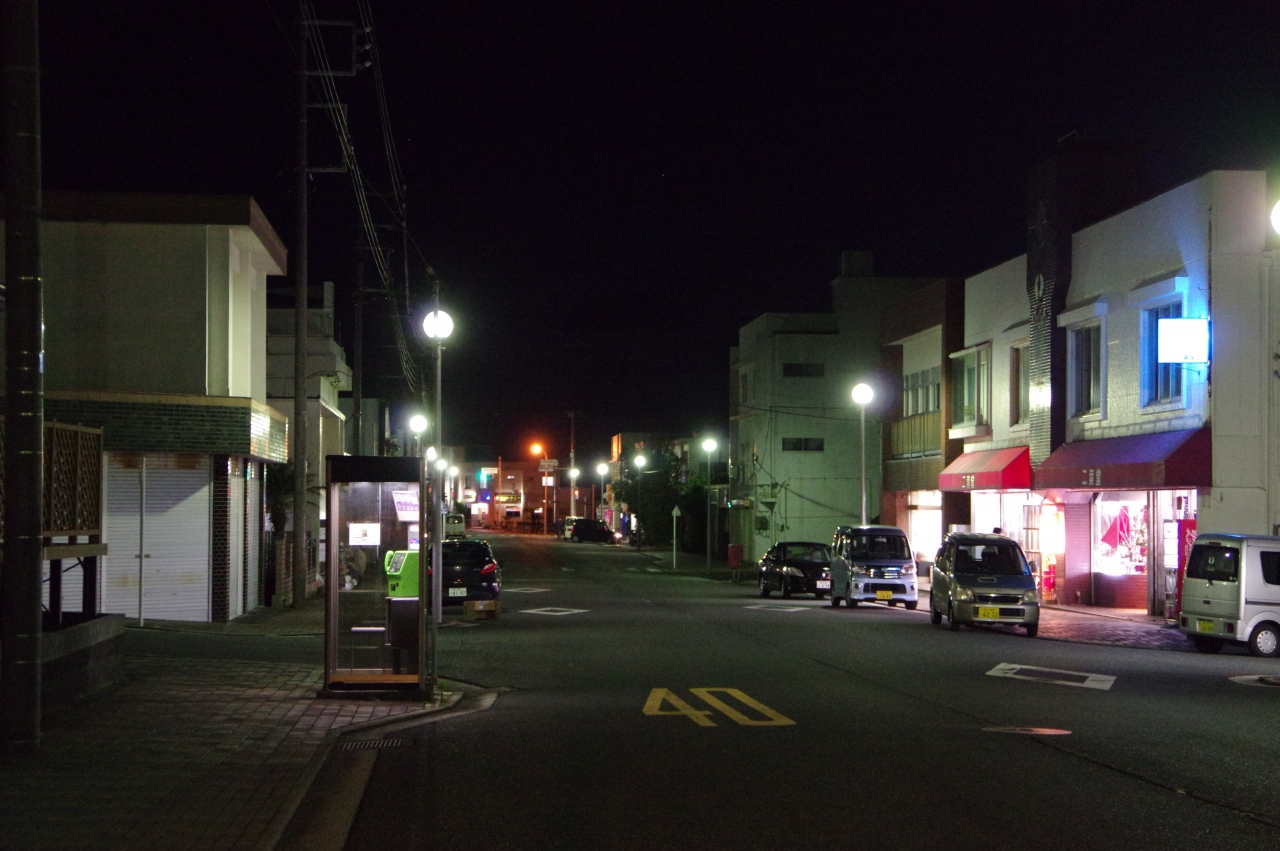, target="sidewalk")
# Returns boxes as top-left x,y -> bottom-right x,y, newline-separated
0,596 -> 458,851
